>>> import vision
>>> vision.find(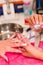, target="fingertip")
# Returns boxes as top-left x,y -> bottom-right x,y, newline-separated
6,58 -> 8,62
1,54 -> 8,62
21,43 -> 27,46
4,56 -> 8,62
